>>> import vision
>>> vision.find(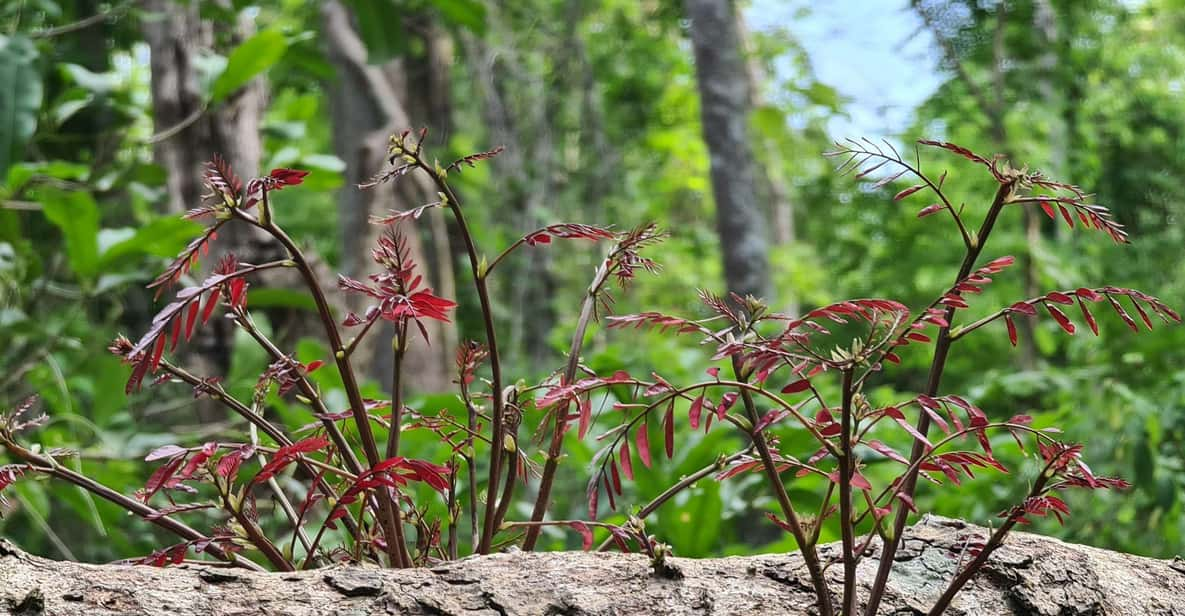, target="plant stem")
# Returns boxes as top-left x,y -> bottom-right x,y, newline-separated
926,470 -> 1053,616
0,440 -> 262,571
231,308 -> 364,475
385,321 -> 412,567
252,216 -> 404,568
159,360 -> 358,539
838,369 -> 858,616
731,356 -> 834,616
524,274 -> 602,550
595,446 -> 754,551
863,181 -> 1015,616
418,170 -> 506,555
220,485 -> 293,571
